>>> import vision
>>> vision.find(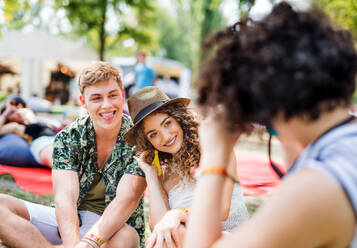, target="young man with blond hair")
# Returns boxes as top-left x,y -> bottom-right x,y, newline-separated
0,61 -> 146,248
